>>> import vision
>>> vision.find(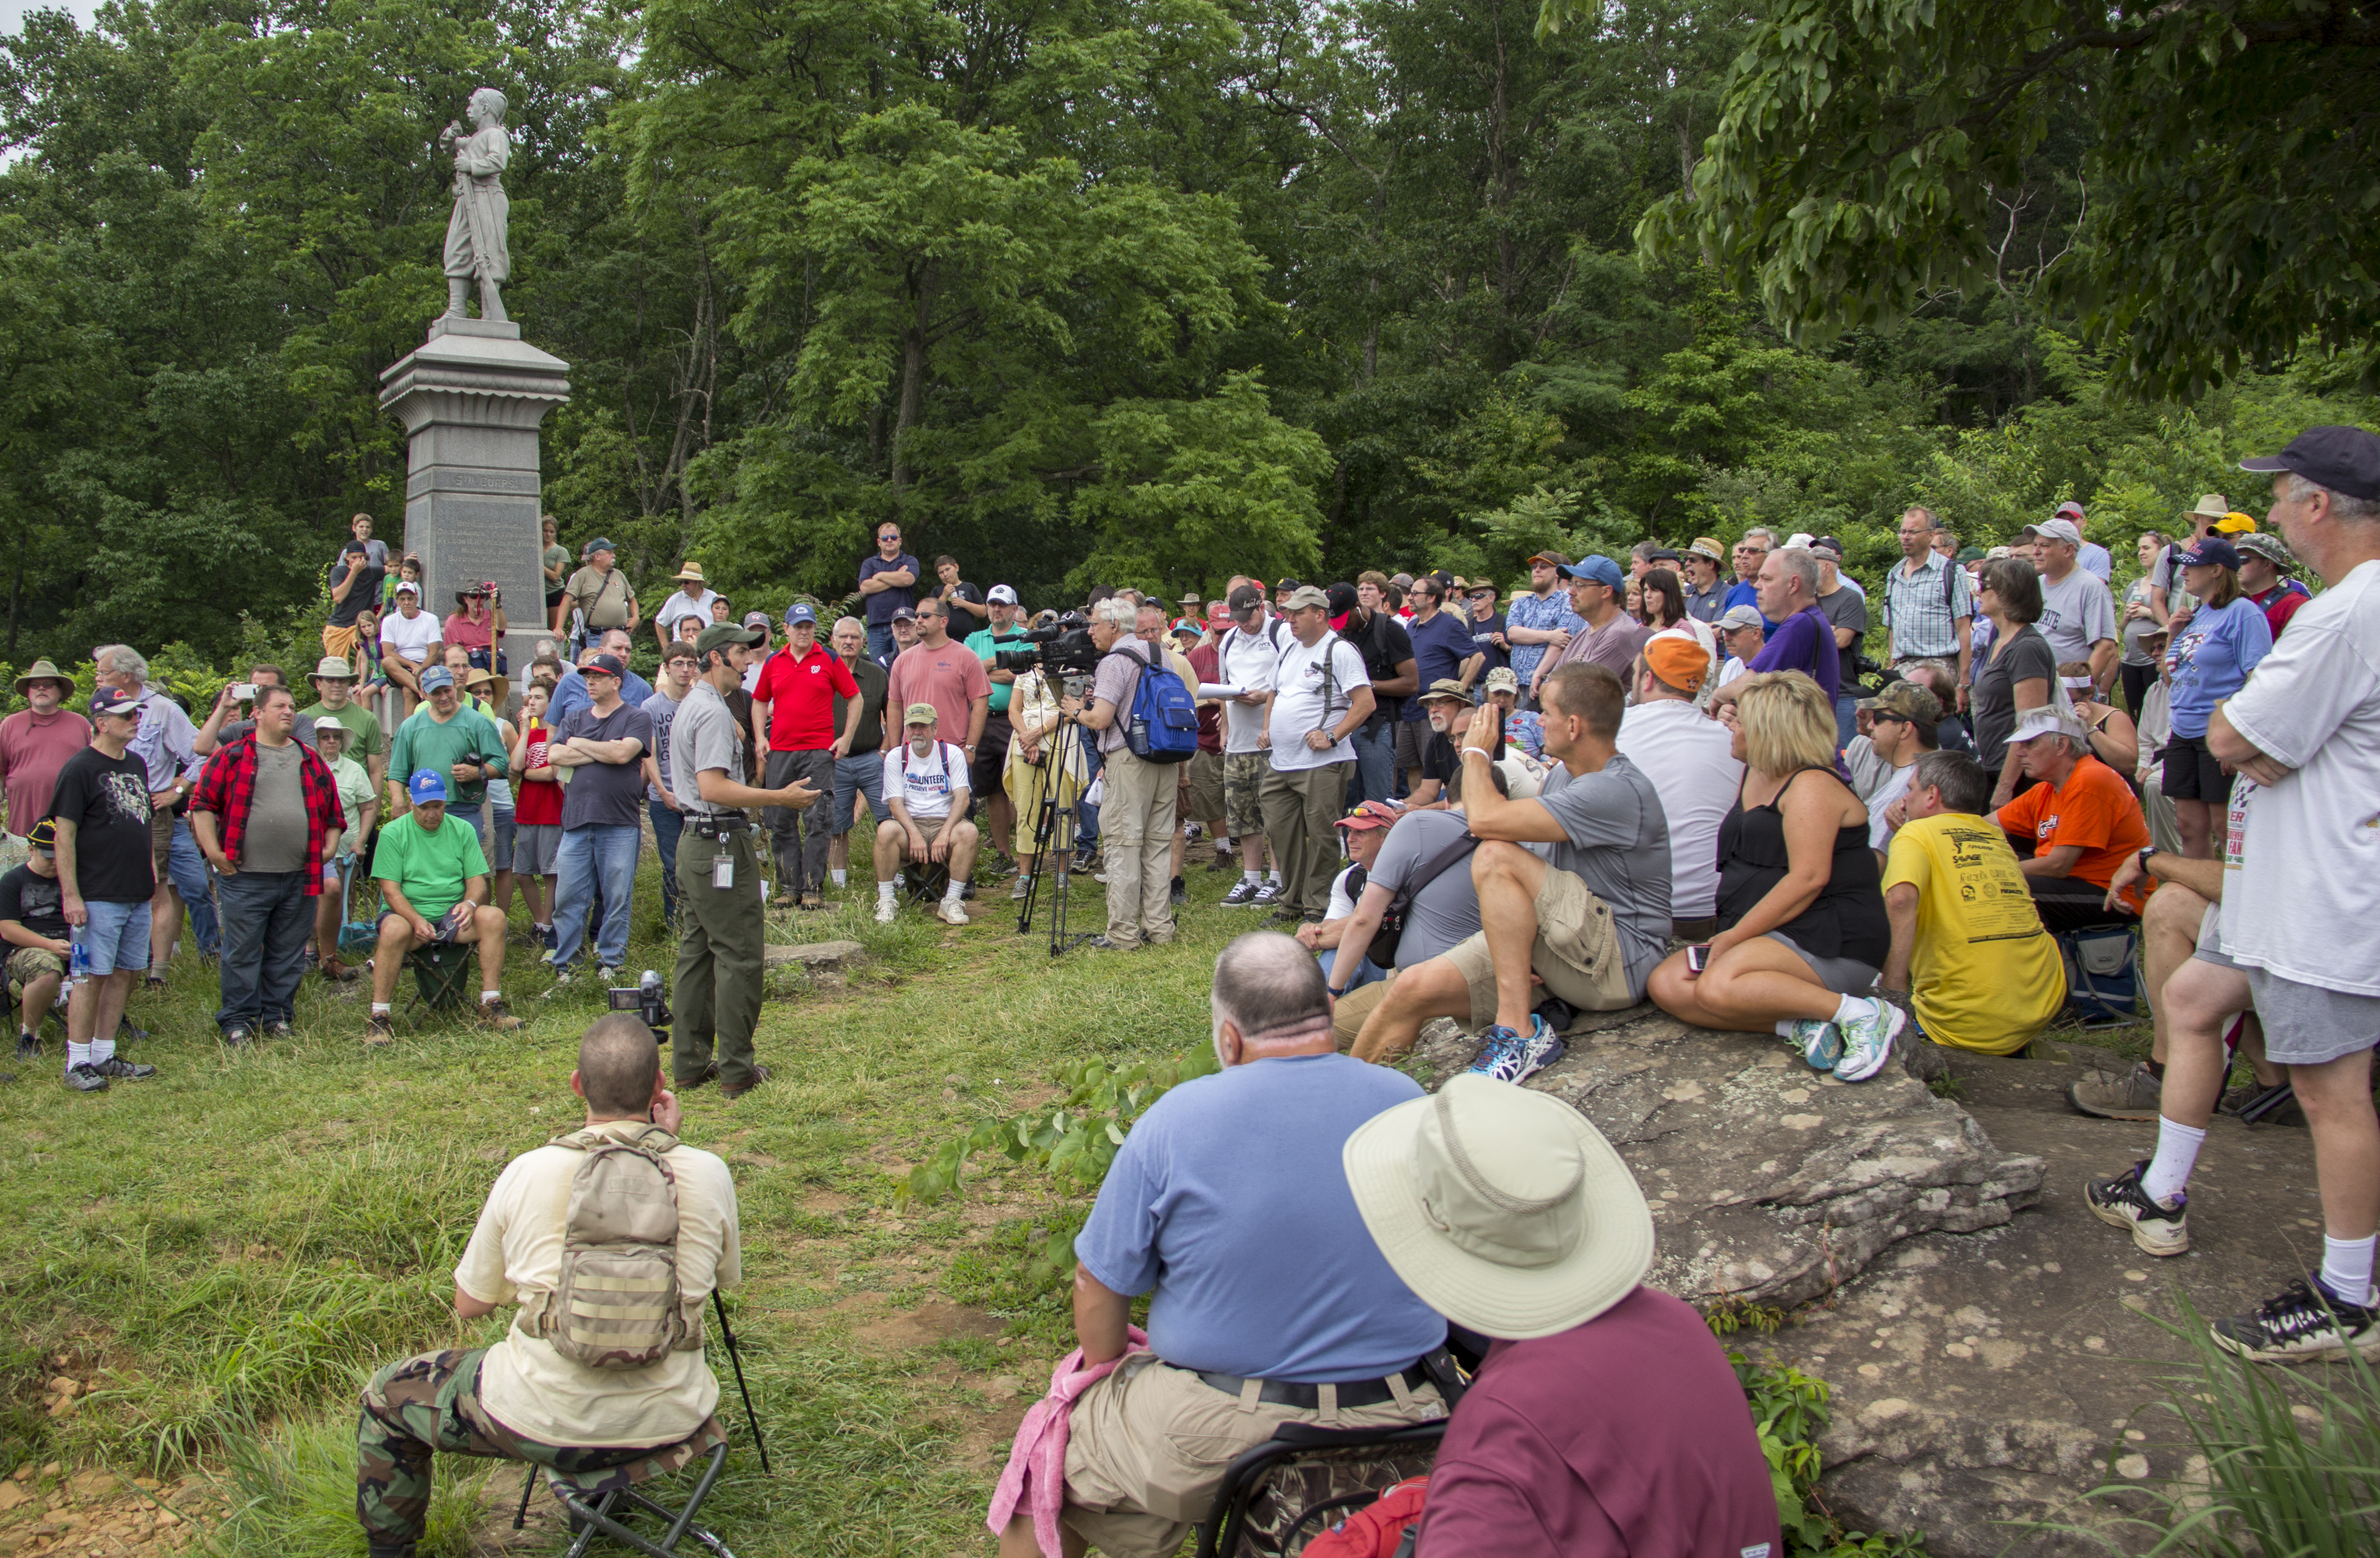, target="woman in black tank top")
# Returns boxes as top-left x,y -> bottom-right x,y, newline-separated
1648,672 -> 1904,1081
